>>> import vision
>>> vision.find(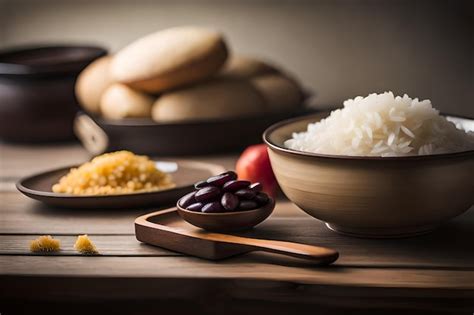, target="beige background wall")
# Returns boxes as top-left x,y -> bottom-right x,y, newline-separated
1,0 -> 472,115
